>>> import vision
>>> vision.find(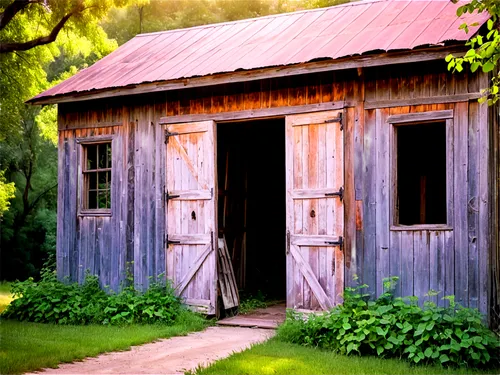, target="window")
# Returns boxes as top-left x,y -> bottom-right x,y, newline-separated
390,110 -> 453,229
83,142 -> 112,211
396,122 -> 446,225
